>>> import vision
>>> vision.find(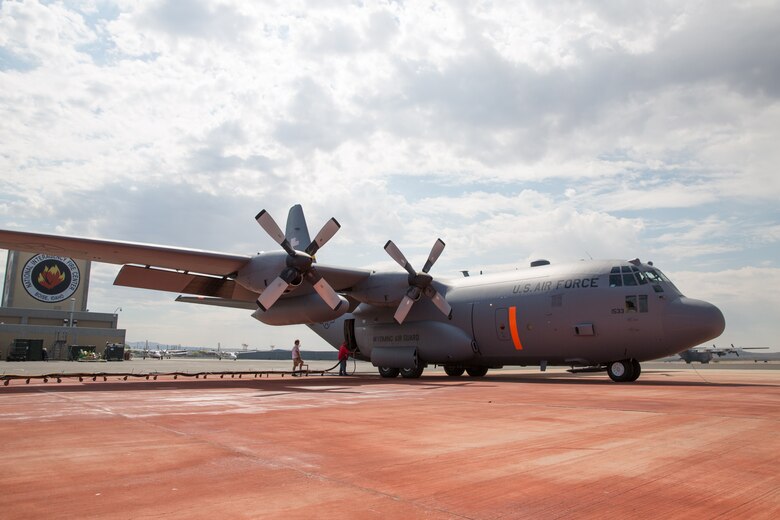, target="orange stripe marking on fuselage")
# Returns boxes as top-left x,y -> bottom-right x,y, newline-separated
509,306 -> 523,350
